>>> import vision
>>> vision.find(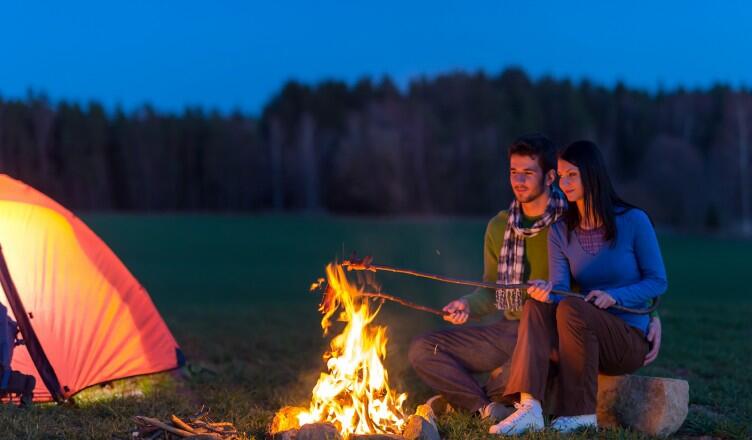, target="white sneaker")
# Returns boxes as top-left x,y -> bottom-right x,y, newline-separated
550,414 -> 598,432
488,401 -> 544,435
